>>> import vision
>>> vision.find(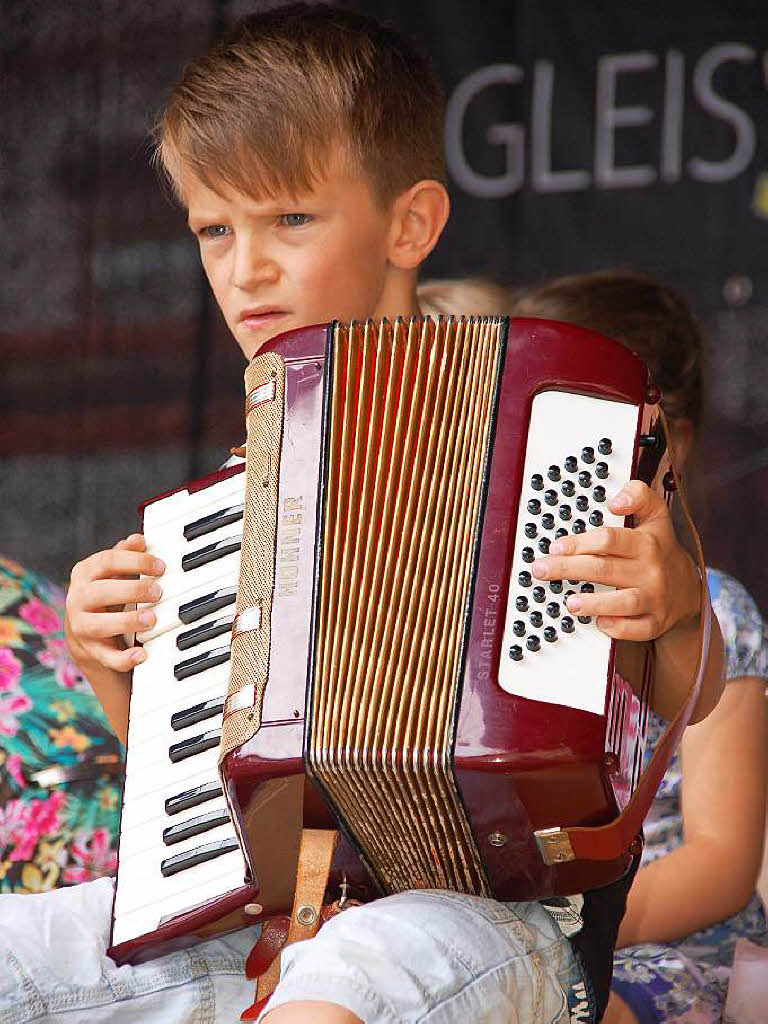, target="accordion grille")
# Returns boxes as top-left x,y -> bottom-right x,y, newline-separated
307,316 -> 503,895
